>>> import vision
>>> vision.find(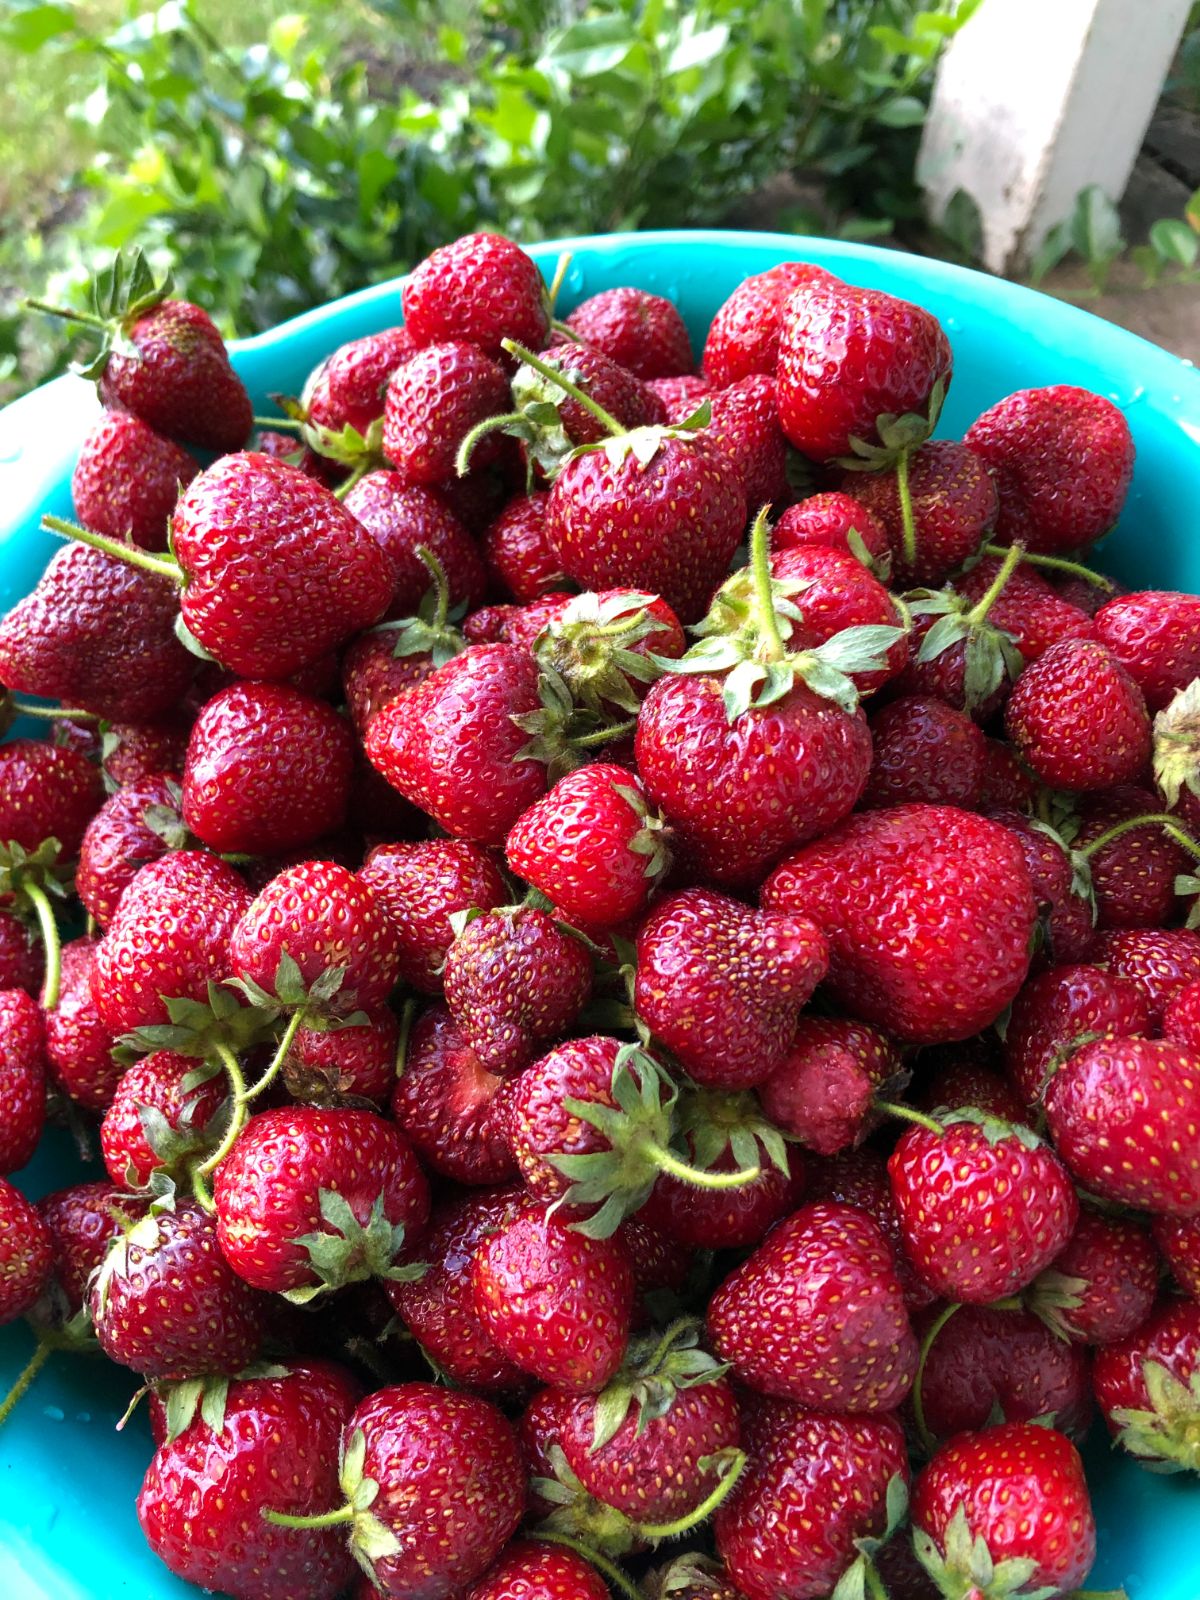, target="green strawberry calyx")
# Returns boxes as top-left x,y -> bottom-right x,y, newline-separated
25,248 -> 173,384
587,1316 -> 731,1453
1109,1359 -> 1200,1473
905,543 -> 1026,712
829,1471 -> 909,1600
535,590 -> 671,717
1154,680 -> 1200,811
284,1187 -> 426,1306
914,1503 -> 1058,1600
362,547 -> 468,669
